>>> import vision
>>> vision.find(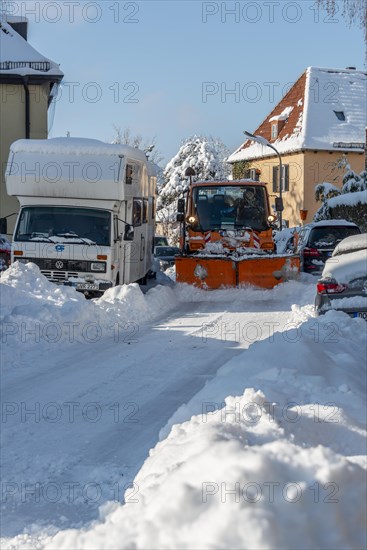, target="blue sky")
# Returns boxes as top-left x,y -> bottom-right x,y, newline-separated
7,0 -> 366,163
